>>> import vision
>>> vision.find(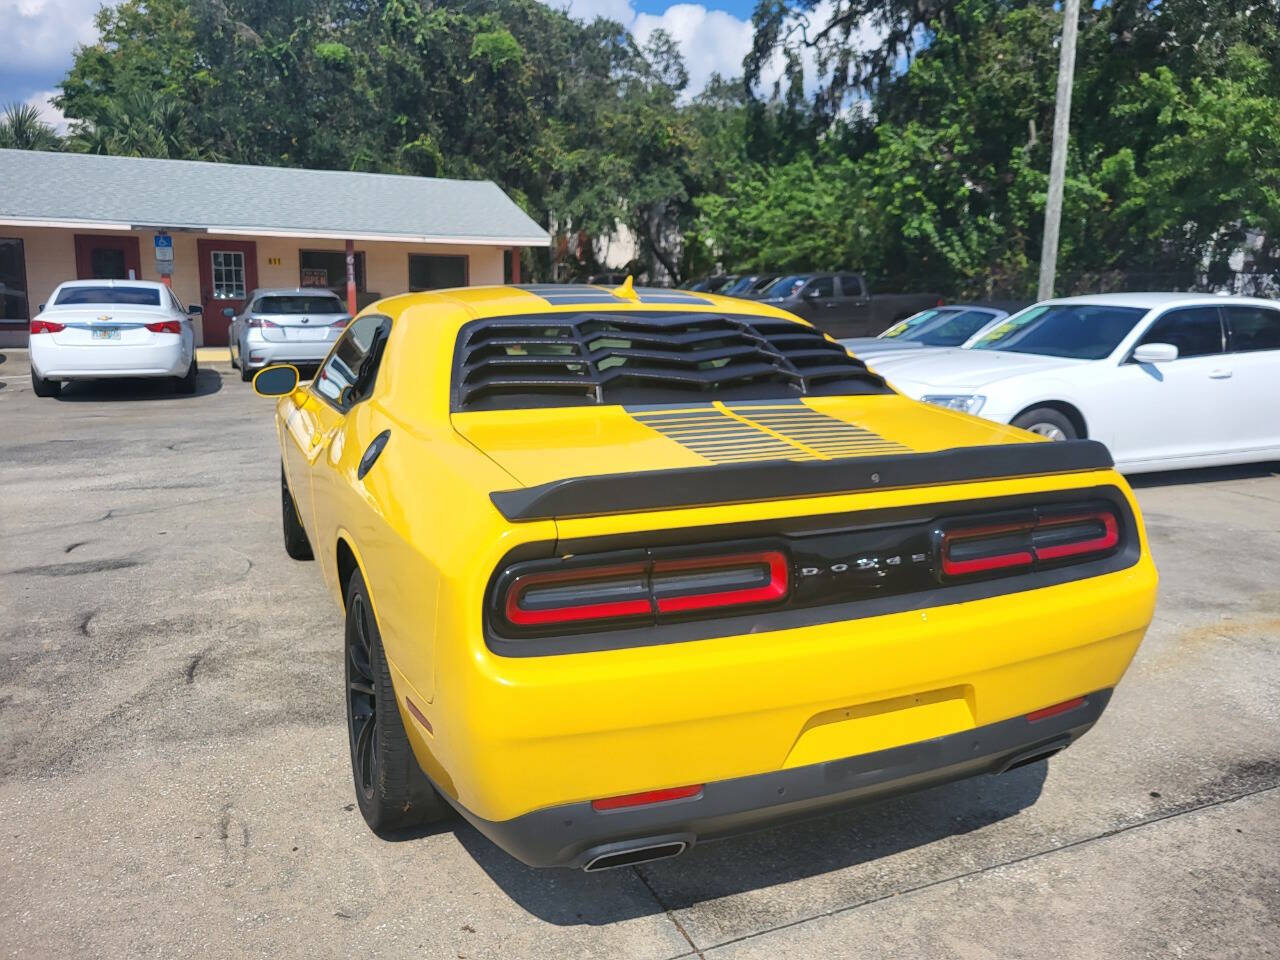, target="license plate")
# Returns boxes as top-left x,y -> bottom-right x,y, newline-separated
290,327 -> 329,341
92,328 -> 121,340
